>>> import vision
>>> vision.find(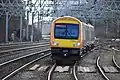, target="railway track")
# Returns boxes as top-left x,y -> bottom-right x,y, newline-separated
0,42 -> 49,54
0,43 -> 50,64
0,49 -> 51,80
1,42 -> 119,80
47,61 -> 78,80
47,63 -> 56,80
46,44 -> 100,80
112,47 -> 120,69
0,40 -> 48,46
46,45 -> 101,80
47,44 -> 100,80
73,62 -> 79,80
77,44 -> 109,80
96,48 -> 120,80
96,56 -> 110,80
0,42 -> 49,51
0,48 -> 50,66
6,42 -> 114,80
0,42 -> 33,46
47,43 -> 109,80
112,55 -> 120,70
